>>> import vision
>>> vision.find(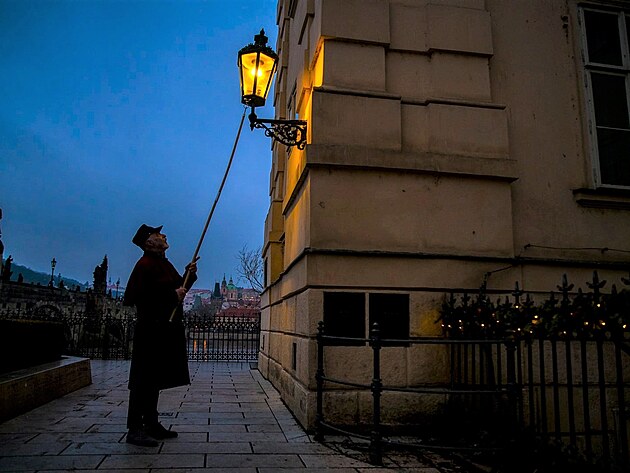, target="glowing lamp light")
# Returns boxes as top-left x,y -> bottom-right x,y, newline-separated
237,30 -> 278,108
